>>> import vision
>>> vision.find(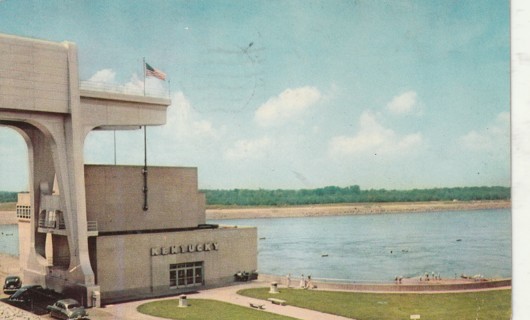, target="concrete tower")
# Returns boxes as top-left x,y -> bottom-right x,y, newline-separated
0,33 -> 170,305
